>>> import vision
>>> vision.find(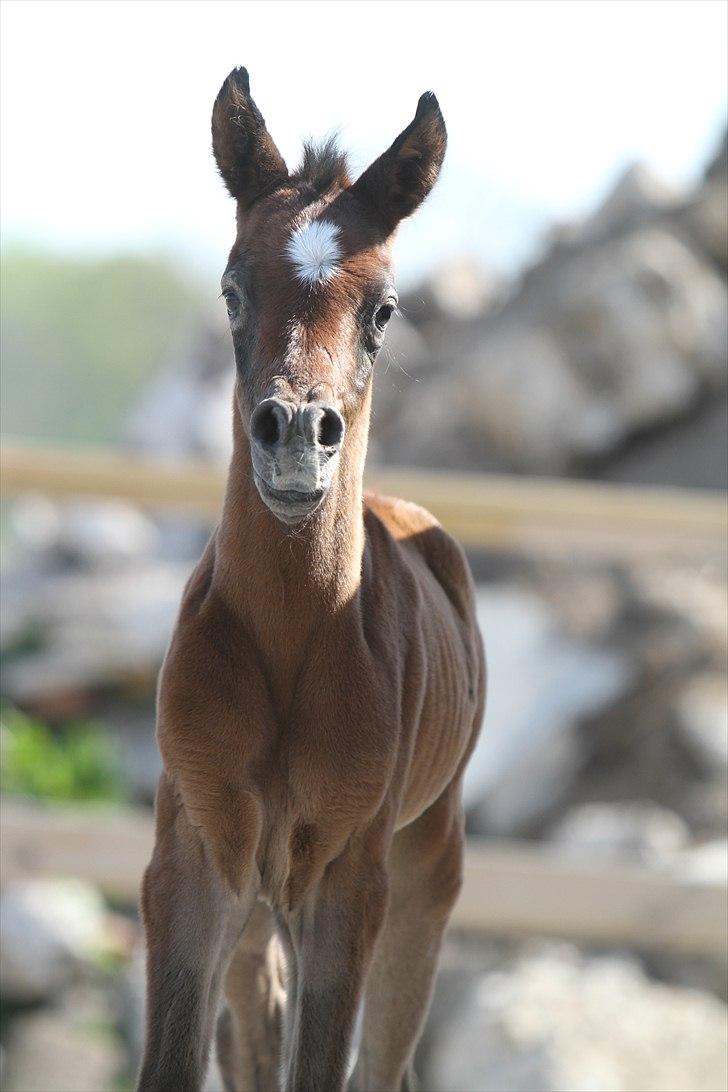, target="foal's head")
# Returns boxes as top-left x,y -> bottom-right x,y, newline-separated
212,67 -> 446,525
